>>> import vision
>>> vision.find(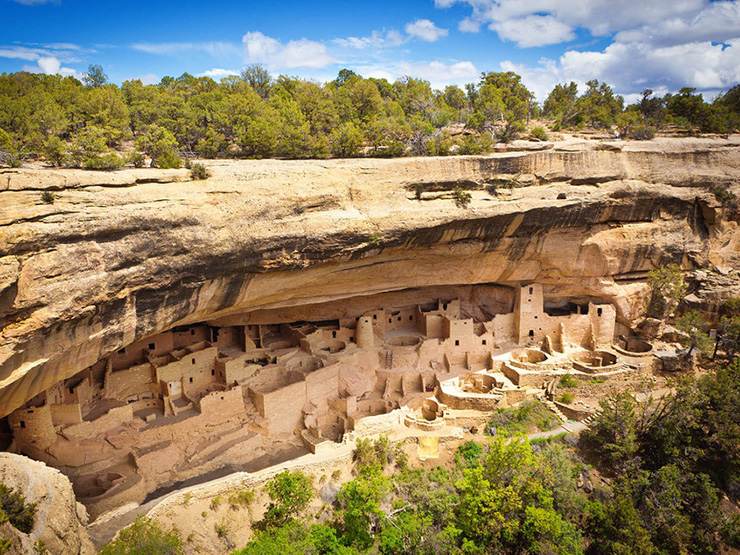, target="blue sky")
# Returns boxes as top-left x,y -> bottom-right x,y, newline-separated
1,0 -> 738,101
